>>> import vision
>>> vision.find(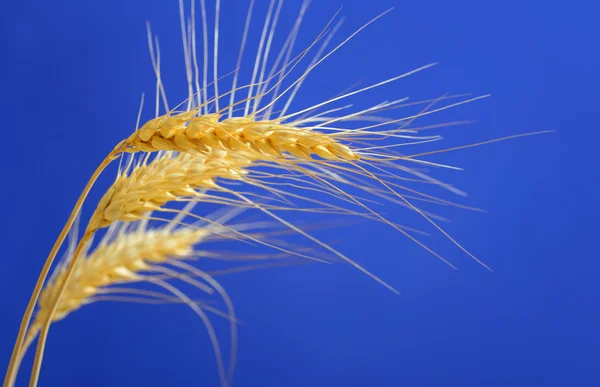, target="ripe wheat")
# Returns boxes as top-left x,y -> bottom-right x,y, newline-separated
4,1 -> 551,386
123,113 -> 359,161
35,224 -> 214,326
23,216 -> 252,387
87,150 -> 251,232
3,3 -> 486,384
